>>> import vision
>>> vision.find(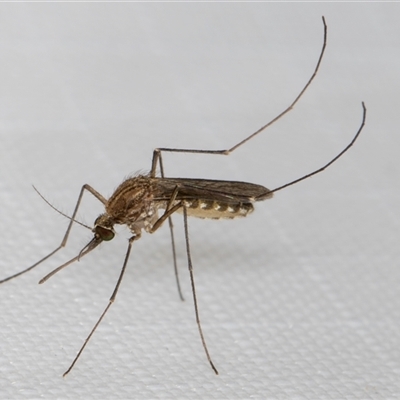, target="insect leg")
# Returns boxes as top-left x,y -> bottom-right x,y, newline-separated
0,184 -> 107,284
149,18 -> 326,301
149,16 -> 327,169
150,152 -> 184,301
149,199 -> 183,233
183,205 -> 218,375
150,198 -> 219,374
63,233 -> 140,376
269,102 -> 366,195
